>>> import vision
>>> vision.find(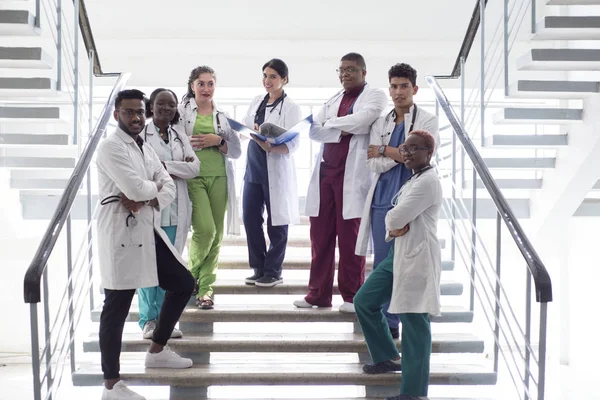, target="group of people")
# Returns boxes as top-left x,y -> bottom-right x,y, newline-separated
96,52 -> 443,400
